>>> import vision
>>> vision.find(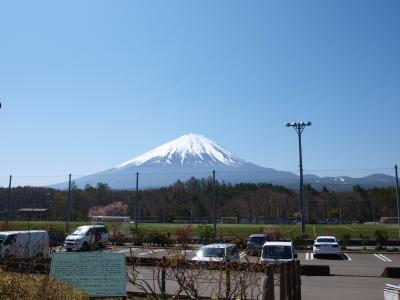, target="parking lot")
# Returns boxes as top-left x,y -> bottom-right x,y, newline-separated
115,246 -> 400,299
55,245 -> 400,277
52,245 -> 400,299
